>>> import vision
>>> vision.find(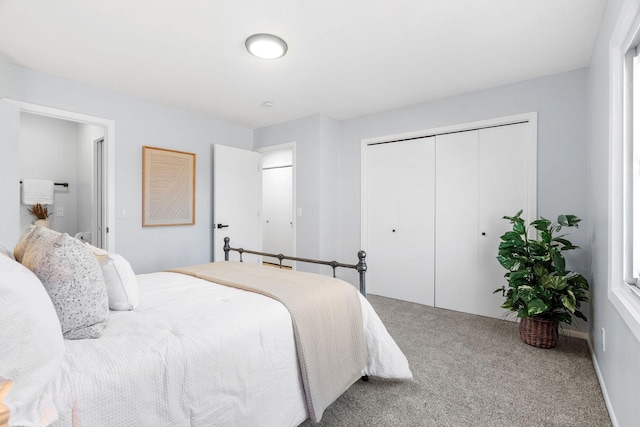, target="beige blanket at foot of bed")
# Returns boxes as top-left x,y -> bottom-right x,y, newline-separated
168,261 -> 369,423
